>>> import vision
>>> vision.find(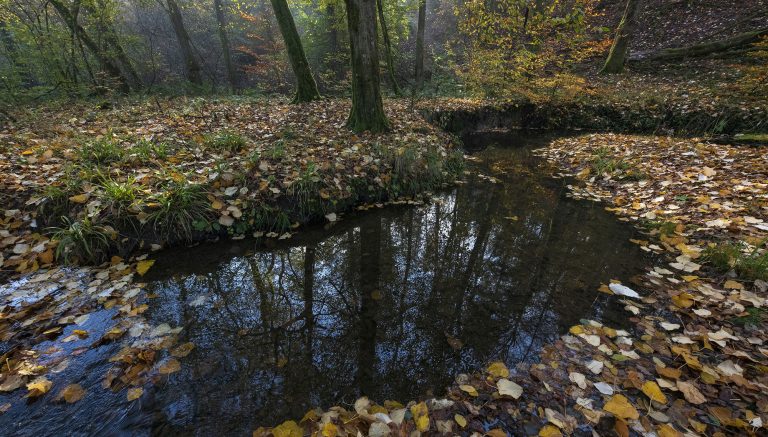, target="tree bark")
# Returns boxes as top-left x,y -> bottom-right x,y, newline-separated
414,0 -> 426,89
270,0 -> 321,102
344,0 -> 389,132
600,0 -> 640,74
631,28 -> 768,62
48,0 -> 131,92
165,0 -> 203,85
376,0 -> 401,95
214,0 -> 237,92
